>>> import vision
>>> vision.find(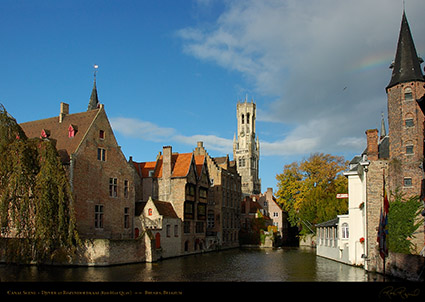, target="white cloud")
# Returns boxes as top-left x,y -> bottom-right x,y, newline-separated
110,116 -> 233,154
110,117 -> 176,142
178,0 -> 425,157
